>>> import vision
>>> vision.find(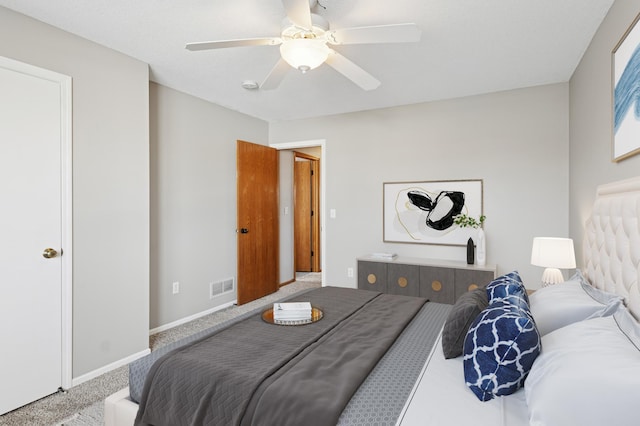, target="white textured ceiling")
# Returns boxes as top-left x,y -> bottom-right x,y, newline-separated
0,0 -> 614,122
